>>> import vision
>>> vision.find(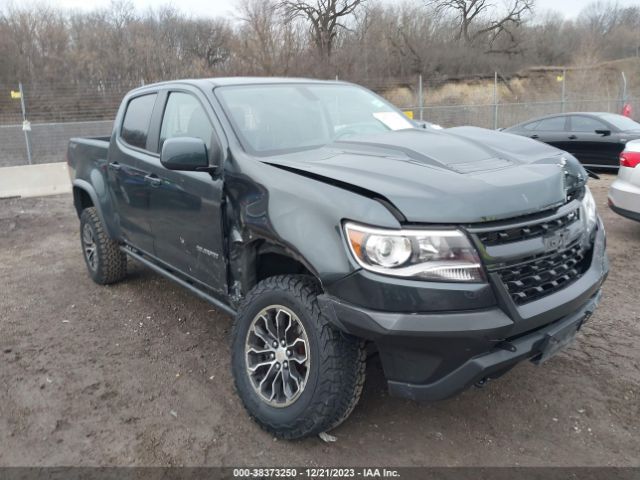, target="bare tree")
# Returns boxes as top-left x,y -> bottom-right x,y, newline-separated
278,0 -> 366,61
578,0 -> 623,37
378,4 -> 441,75
236,0 -> 302,75
575,1 -> 627,60
2,0 -> 640,111
526,12 -> 572,65
426,0 -> 533,53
